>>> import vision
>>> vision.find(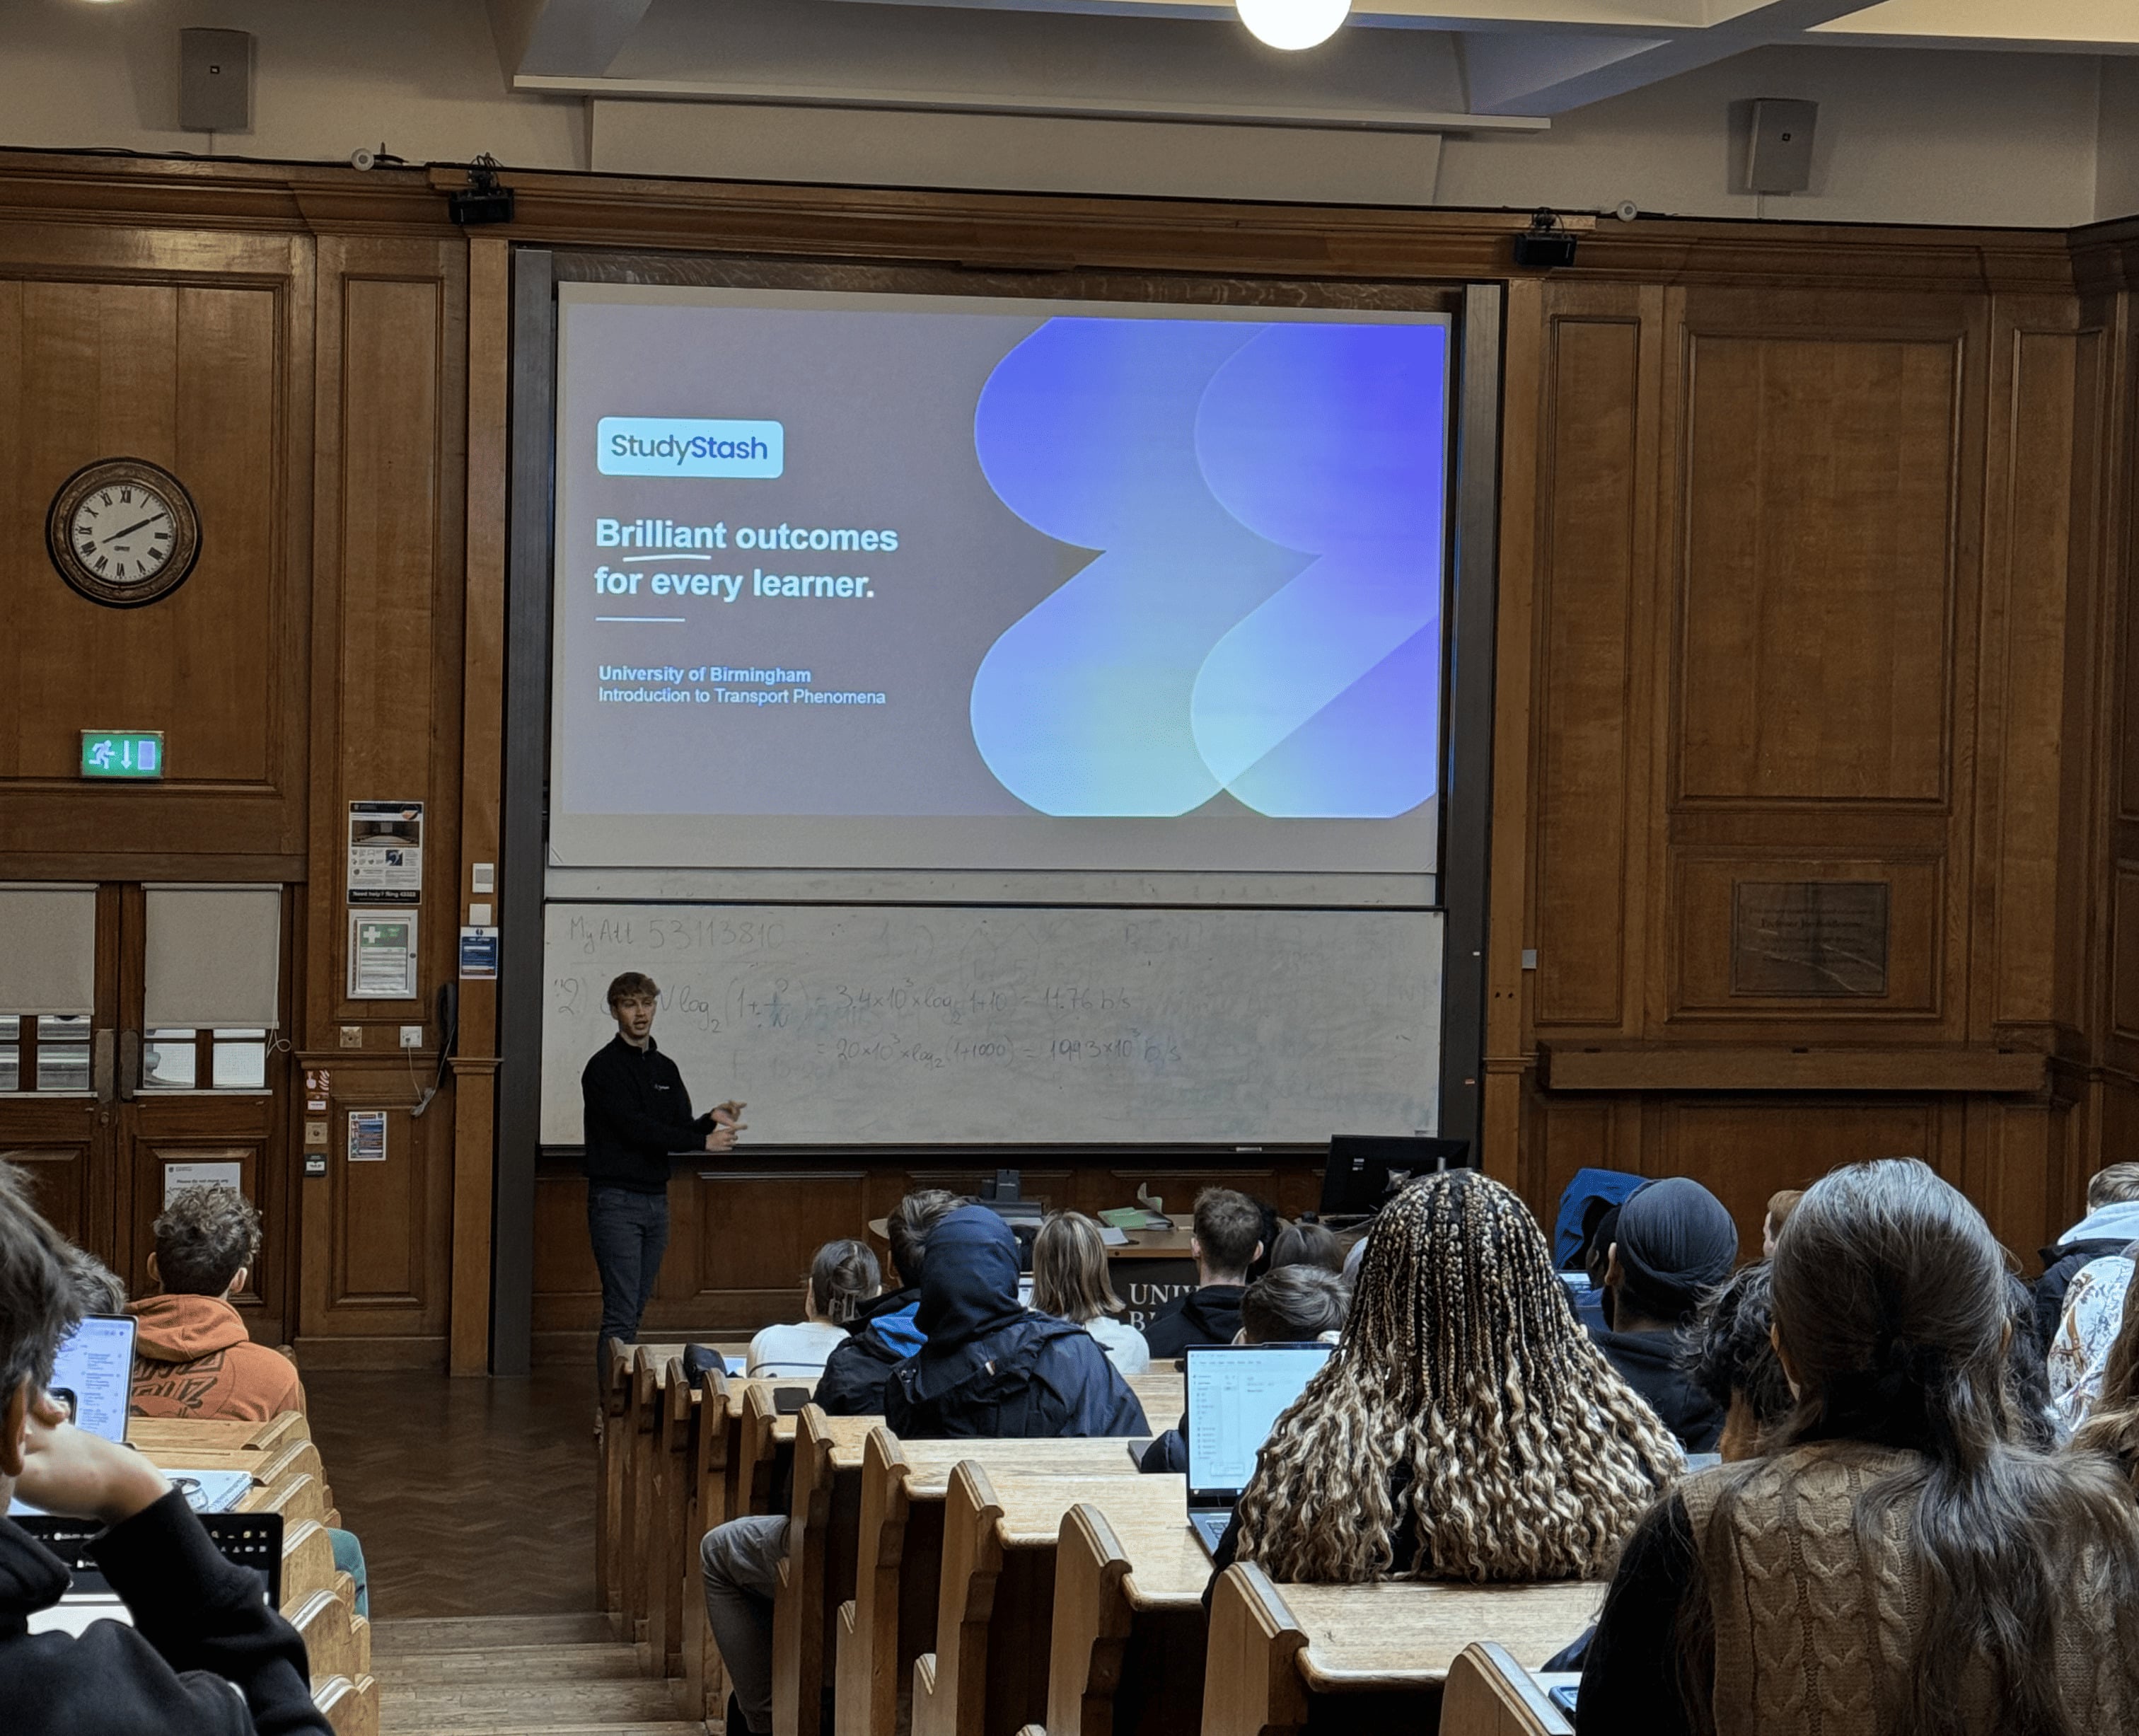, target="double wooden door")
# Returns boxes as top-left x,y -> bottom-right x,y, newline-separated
0,884 -> 293,1341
